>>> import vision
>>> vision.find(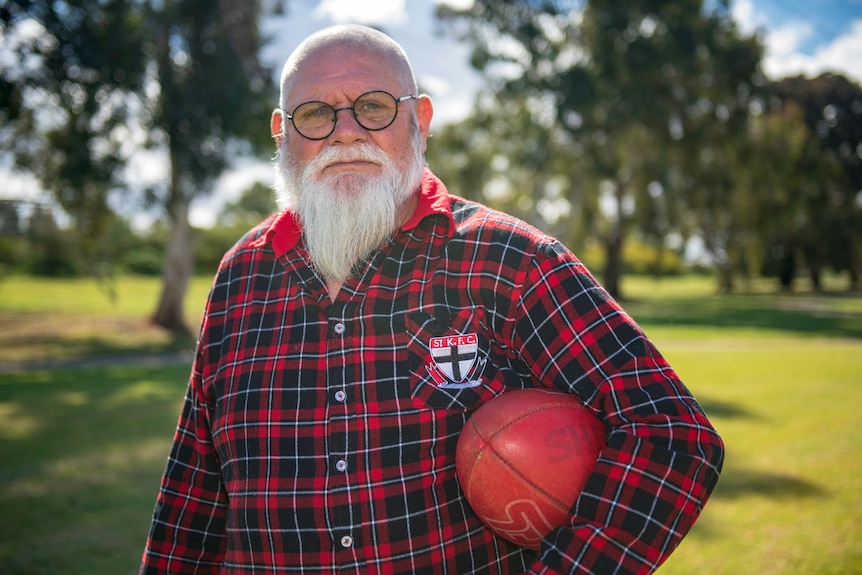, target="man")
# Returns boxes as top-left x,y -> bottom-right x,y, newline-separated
140,24 -> 724,575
